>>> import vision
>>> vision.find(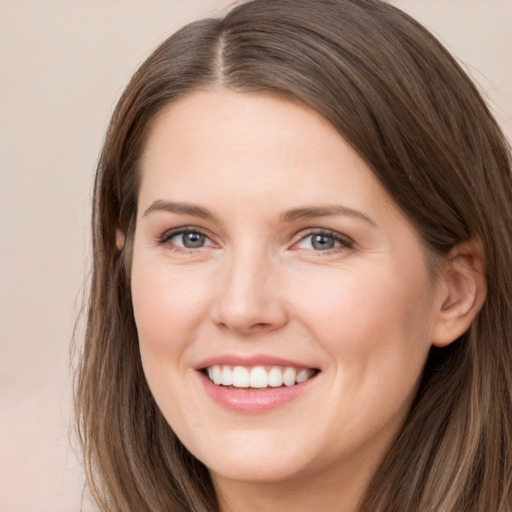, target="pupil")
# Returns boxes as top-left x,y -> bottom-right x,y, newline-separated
183,232 -> 205,248
312,235 -> 334,250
